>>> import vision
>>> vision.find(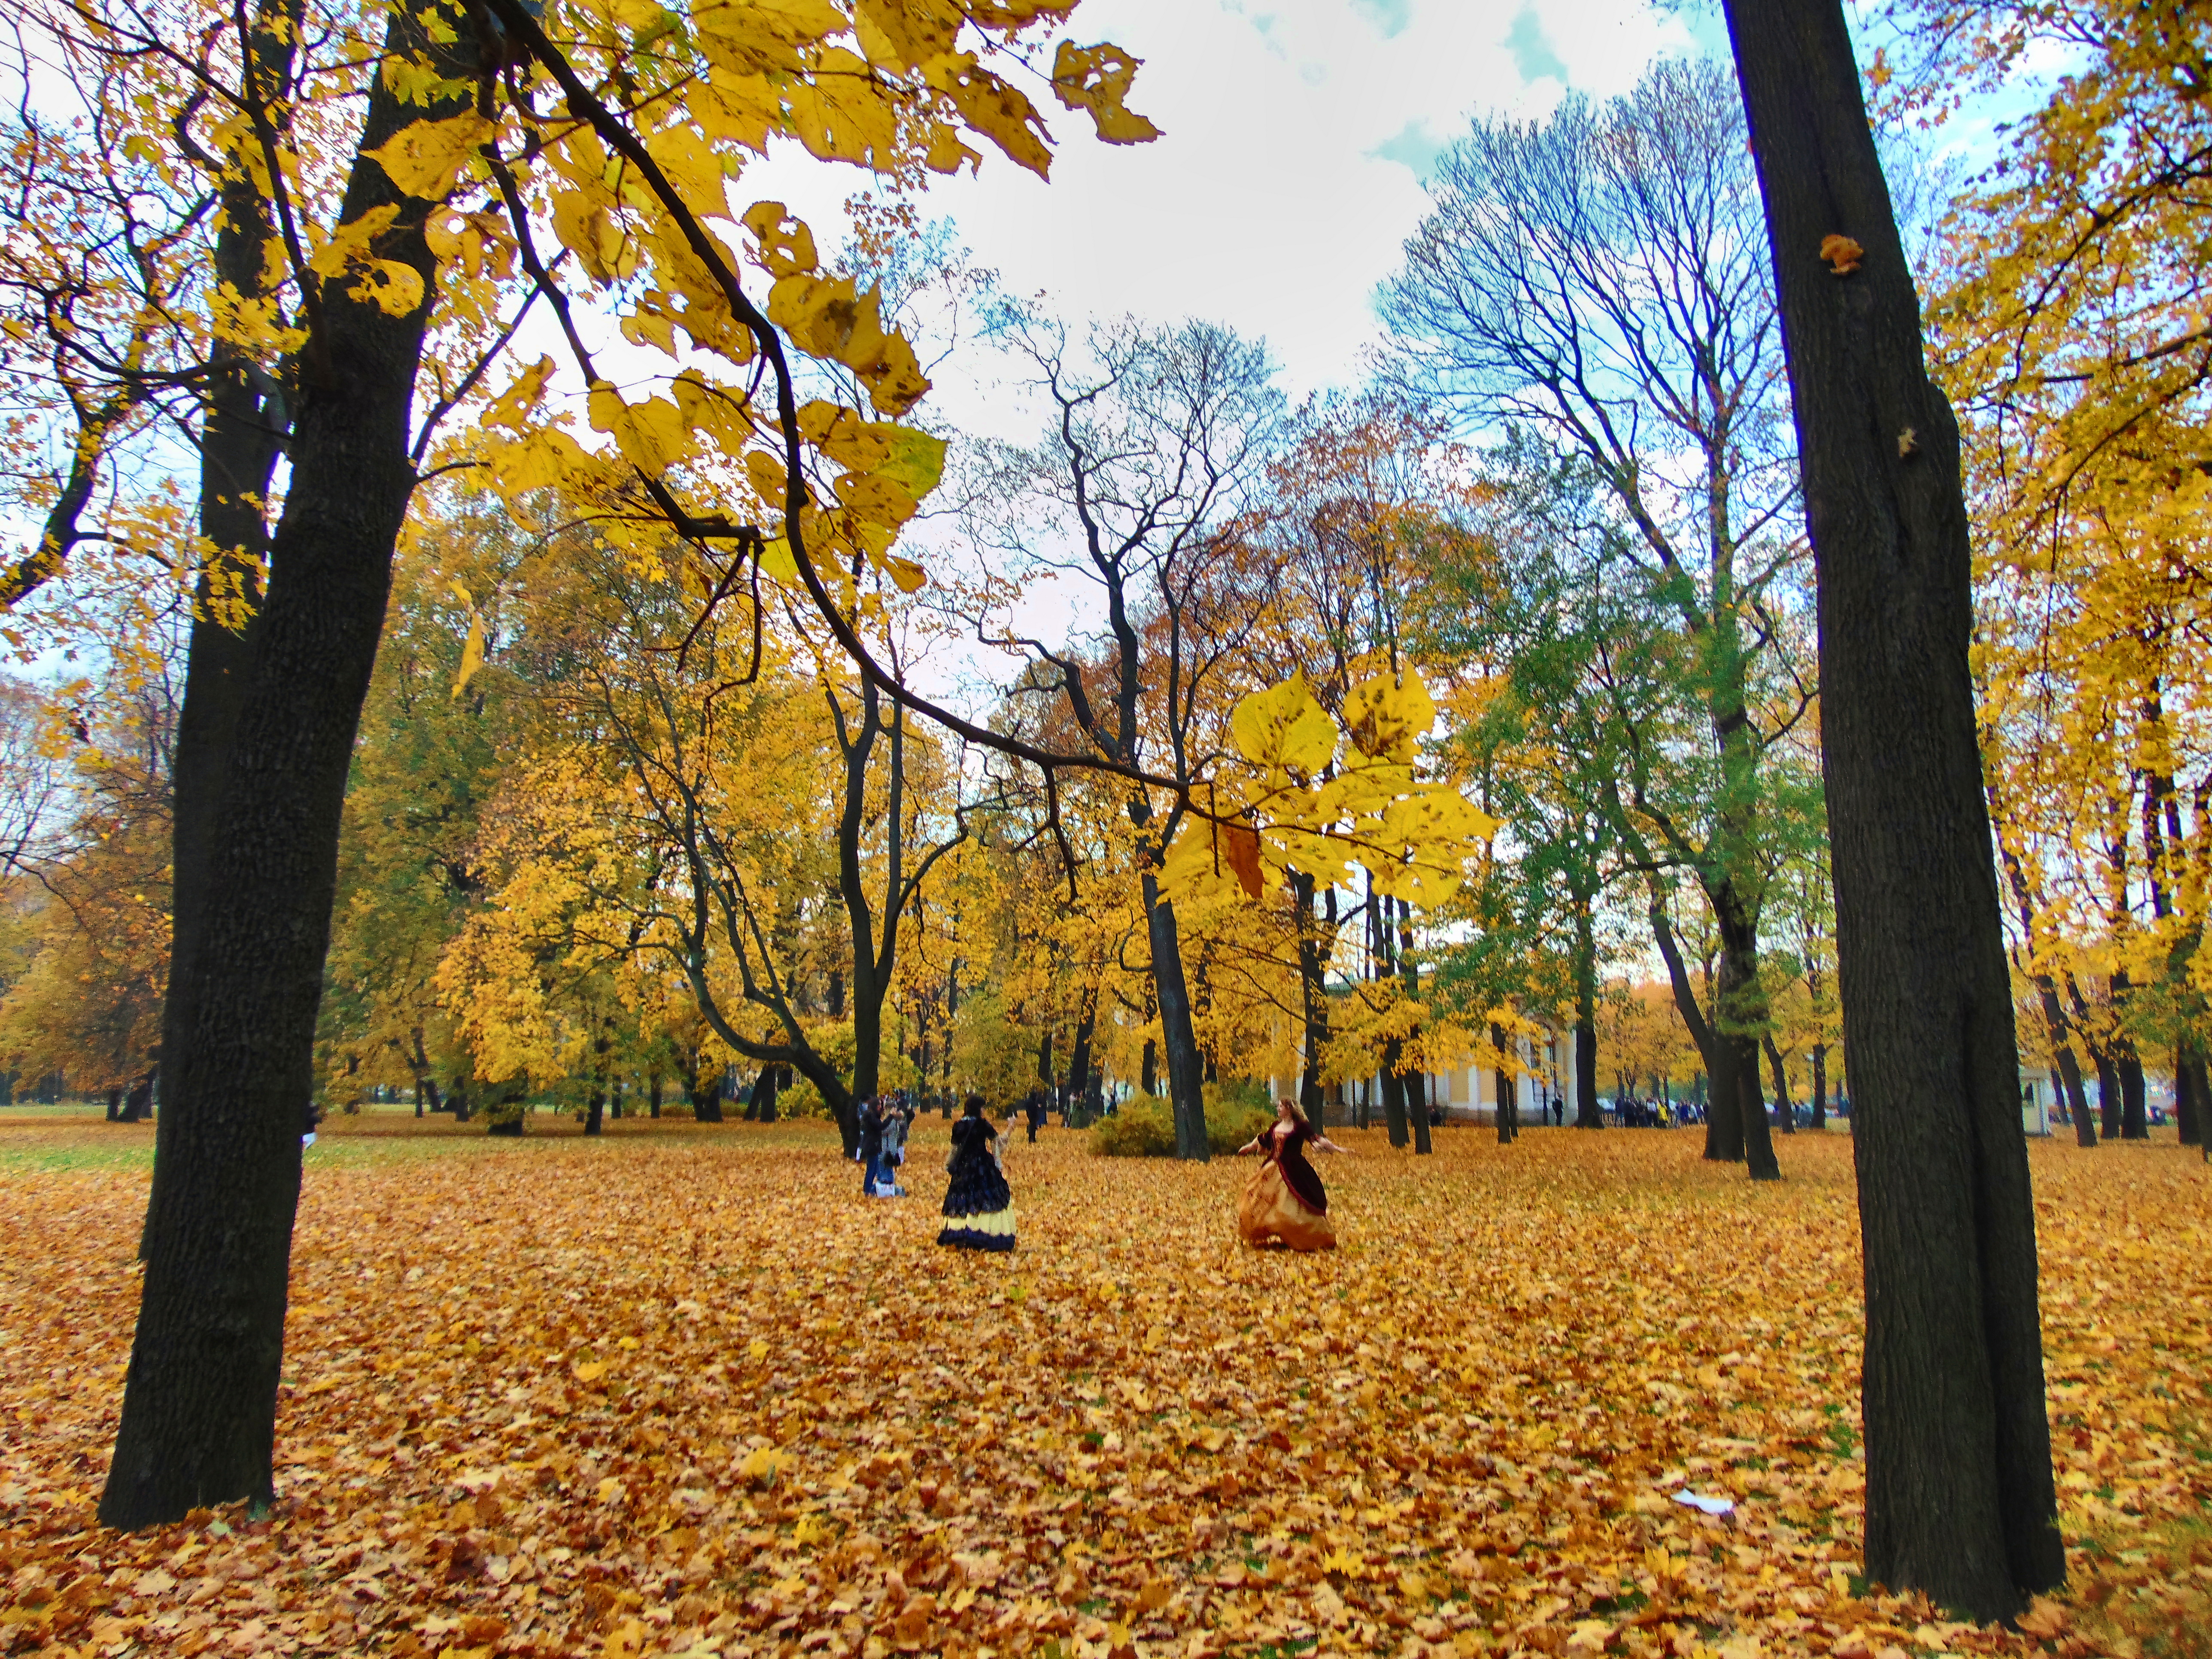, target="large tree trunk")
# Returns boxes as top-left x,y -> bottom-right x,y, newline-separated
101,8 -> 470,1532
1140,874 -> 1209,1160
1720,0 -> 2063,1617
